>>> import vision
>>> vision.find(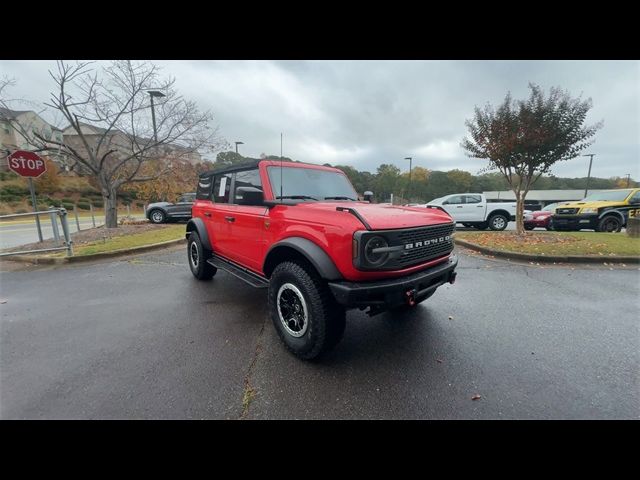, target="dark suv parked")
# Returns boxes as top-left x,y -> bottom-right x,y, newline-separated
146,193 -> 196,224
